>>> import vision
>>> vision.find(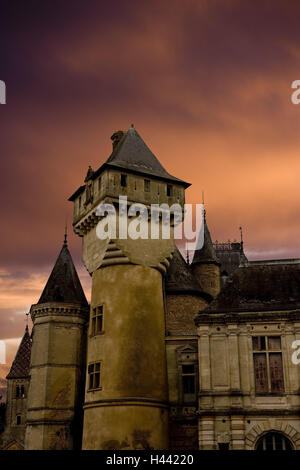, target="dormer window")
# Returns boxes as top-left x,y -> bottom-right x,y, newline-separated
144,179 -> 150,192
167,184 -> 173,197
120,174 -> 127,187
